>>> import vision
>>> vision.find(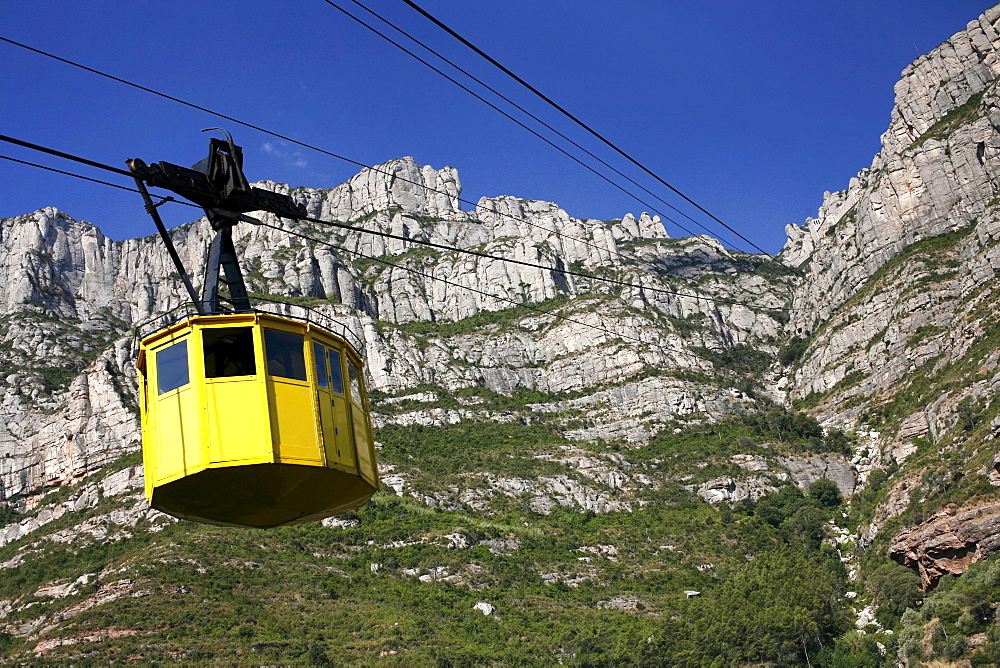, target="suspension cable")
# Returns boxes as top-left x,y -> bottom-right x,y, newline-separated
0,151 -> 712,363
0,133 -> 789,312
256,219 -> 709,363
322,0 -> 741,248
399,0 -> 773,256
0,35 -> 658,266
